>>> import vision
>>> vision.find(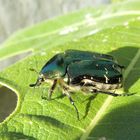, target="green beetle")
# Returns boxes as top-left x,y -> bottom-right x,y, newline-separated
30,50 -> 133,119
